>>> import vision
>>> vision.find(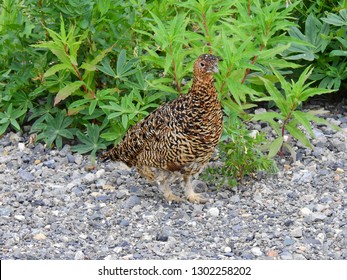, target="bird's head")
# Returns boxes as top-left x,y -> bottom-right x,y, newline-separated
194,54 -> 219,78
